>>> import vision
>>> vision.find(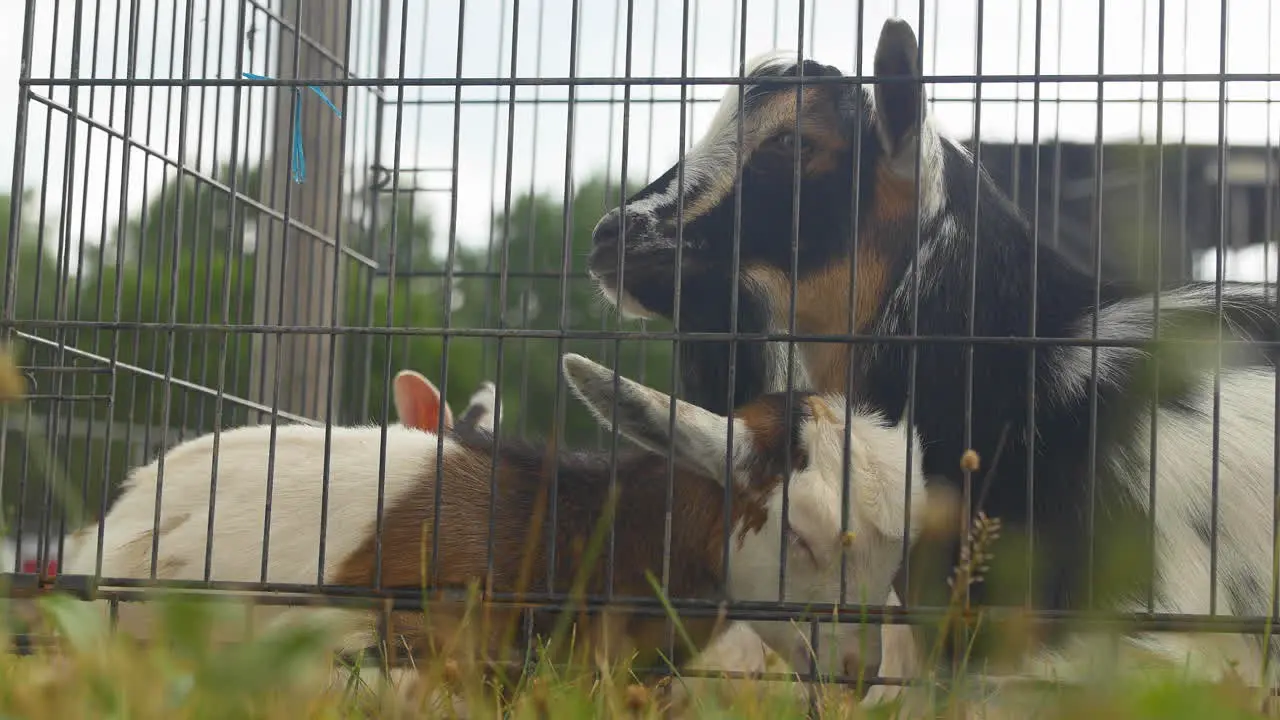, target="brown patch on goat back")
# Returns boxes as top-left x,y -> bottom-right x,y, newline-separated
329,443 -> 535,668
330,445 -> 508,592
734,393 -> 810,496
327,436 -> 772,670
